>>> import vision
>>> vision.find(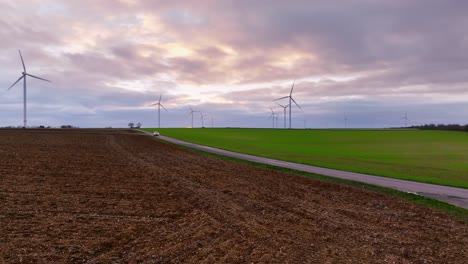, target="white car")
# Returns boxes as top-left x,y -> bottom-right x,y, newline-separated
152,132 -> 160,136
